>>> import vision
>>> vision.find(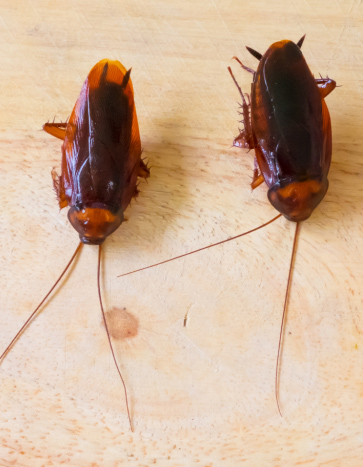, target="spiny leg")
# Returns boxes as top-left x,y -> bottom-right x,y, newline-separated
132,158 -> 151,201
315,76 -> 336,98
43,122 -> 67,141
228,67 -> 254,150
44,119 -> 69,208
51,168 -> 68,209
229,63 -> 263,189
251,157 -> 264,190
138,158 -> 150,179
